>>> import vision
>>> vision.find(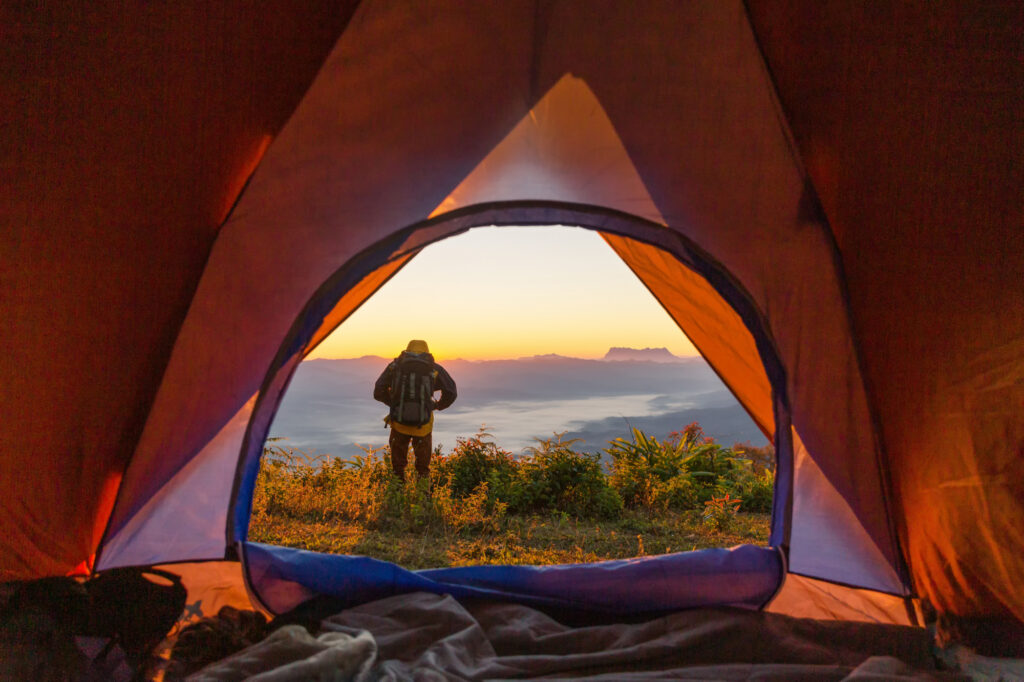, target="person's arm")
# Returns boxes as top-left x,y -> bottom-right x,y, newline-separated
432,364 -> 457,411
373,363 -> 395,405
